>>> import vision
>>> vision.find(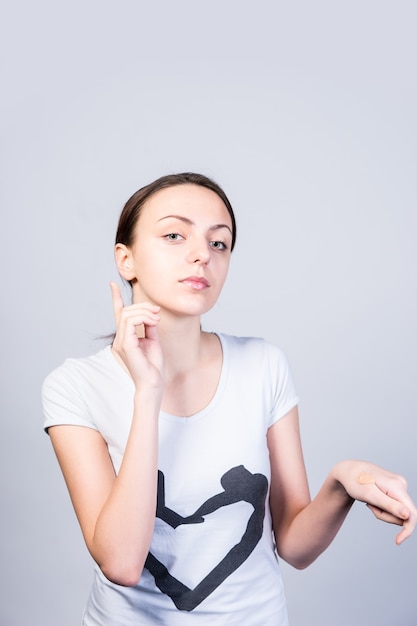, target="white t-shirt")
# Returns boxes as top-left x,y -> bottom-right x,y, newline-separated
42,333 -> 299,626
